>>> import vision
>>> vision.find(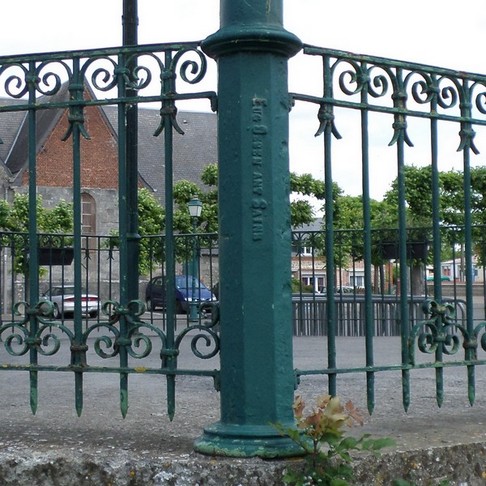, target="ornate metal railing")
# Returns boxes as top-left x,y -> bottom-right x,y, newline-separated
290,47 -> 486,412
0,231 -> 220,419
0,43 -> 218,419
1,40 -> 486,423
